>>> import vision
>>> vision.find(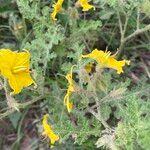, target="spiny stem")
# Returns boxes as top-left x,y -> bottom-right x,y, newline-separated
0,95 -> 45,120
3,78 -> 19,111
